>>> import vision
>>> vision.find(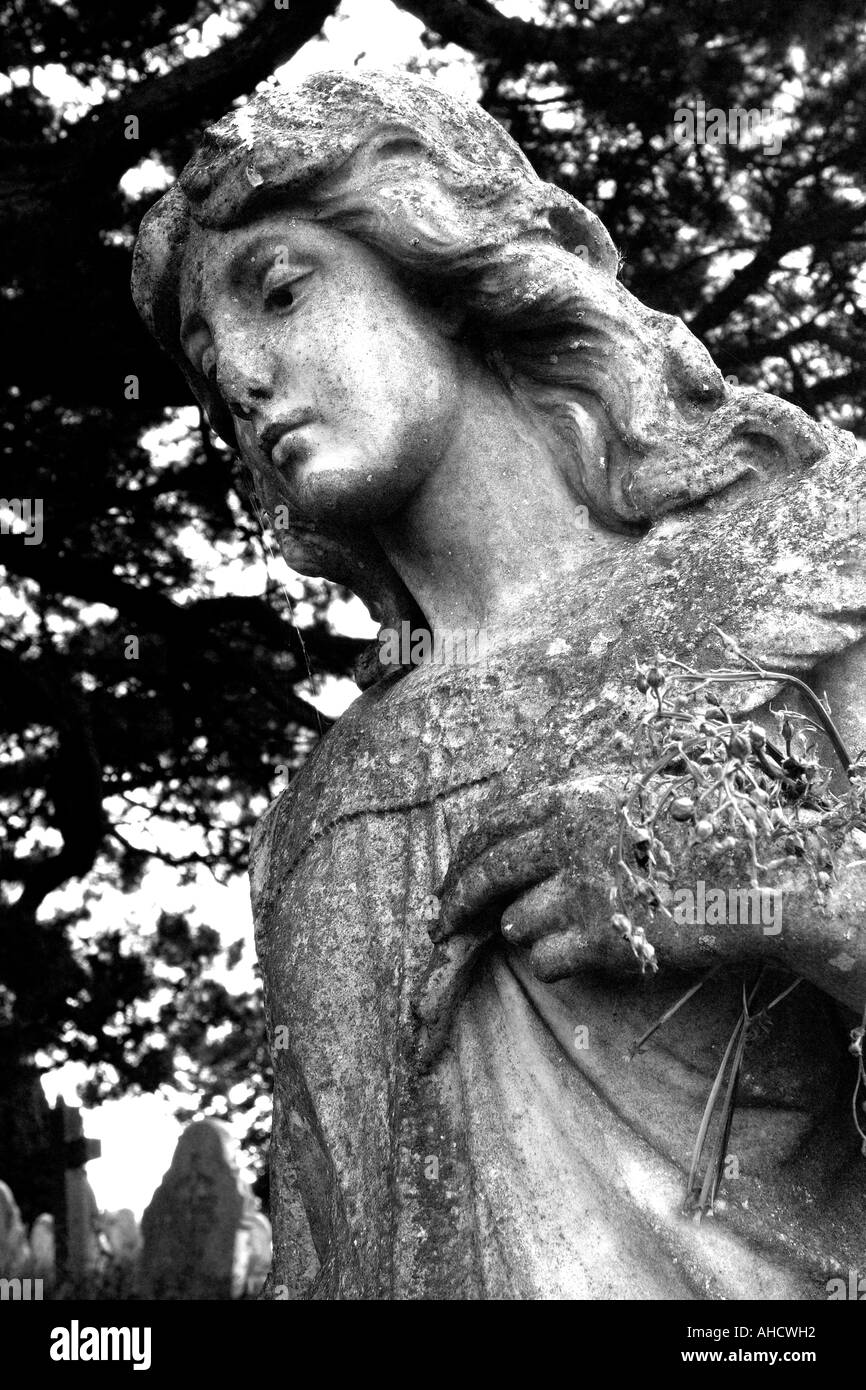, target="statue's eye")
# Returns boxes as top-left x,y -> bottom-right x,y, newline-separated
265,283 -> 294,310
263,274 -> 295,311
